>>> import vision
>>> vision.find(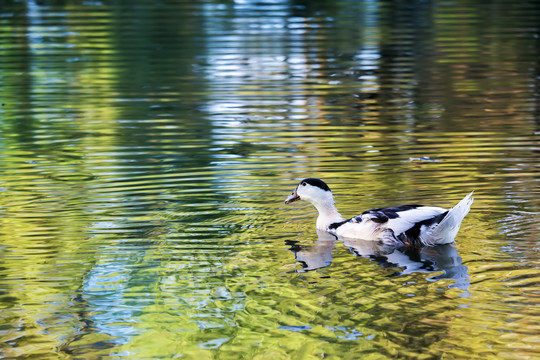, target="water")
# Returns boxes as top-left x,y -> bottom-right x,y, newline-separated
0,0 -> 539,358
